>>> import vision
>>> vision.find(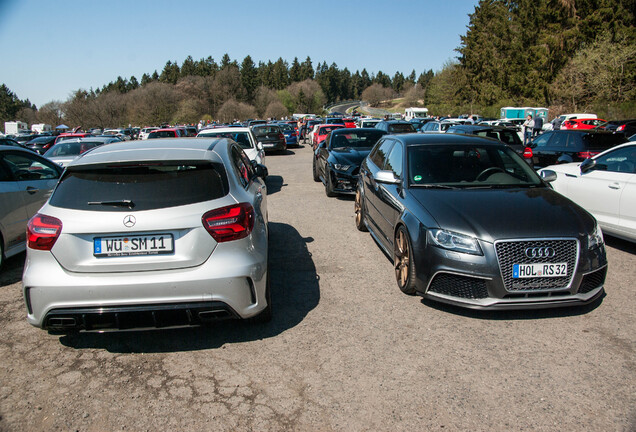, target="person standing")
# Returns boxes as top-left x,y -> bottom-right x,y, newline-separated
523,115 -> 534,145
532,115 -> 544,138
